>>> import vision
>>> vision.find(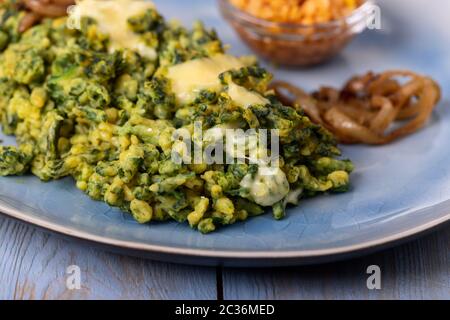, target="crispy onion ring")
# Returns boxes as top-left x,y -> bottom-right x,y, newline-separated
17,0 -> 75,32
18,11 -> 42,32
271,71 -> 441,145
23,0 -> 70,17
